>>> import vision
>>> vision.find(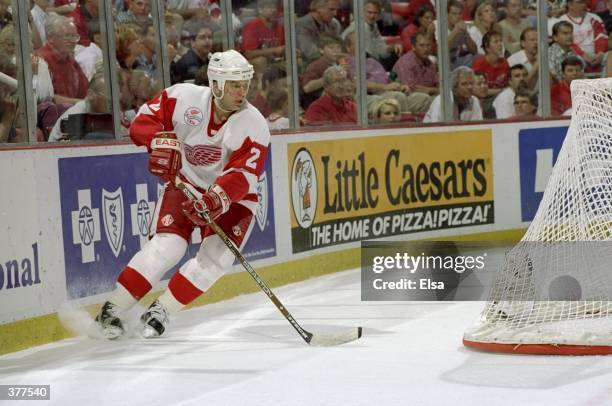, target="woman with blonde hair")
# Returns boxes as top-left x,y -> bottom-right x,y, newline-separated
0,23 -> 14,57
115,24 -> 144,69
368,97 -> 401,124
468,1 -> 501,54
128,69 -> 157,108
